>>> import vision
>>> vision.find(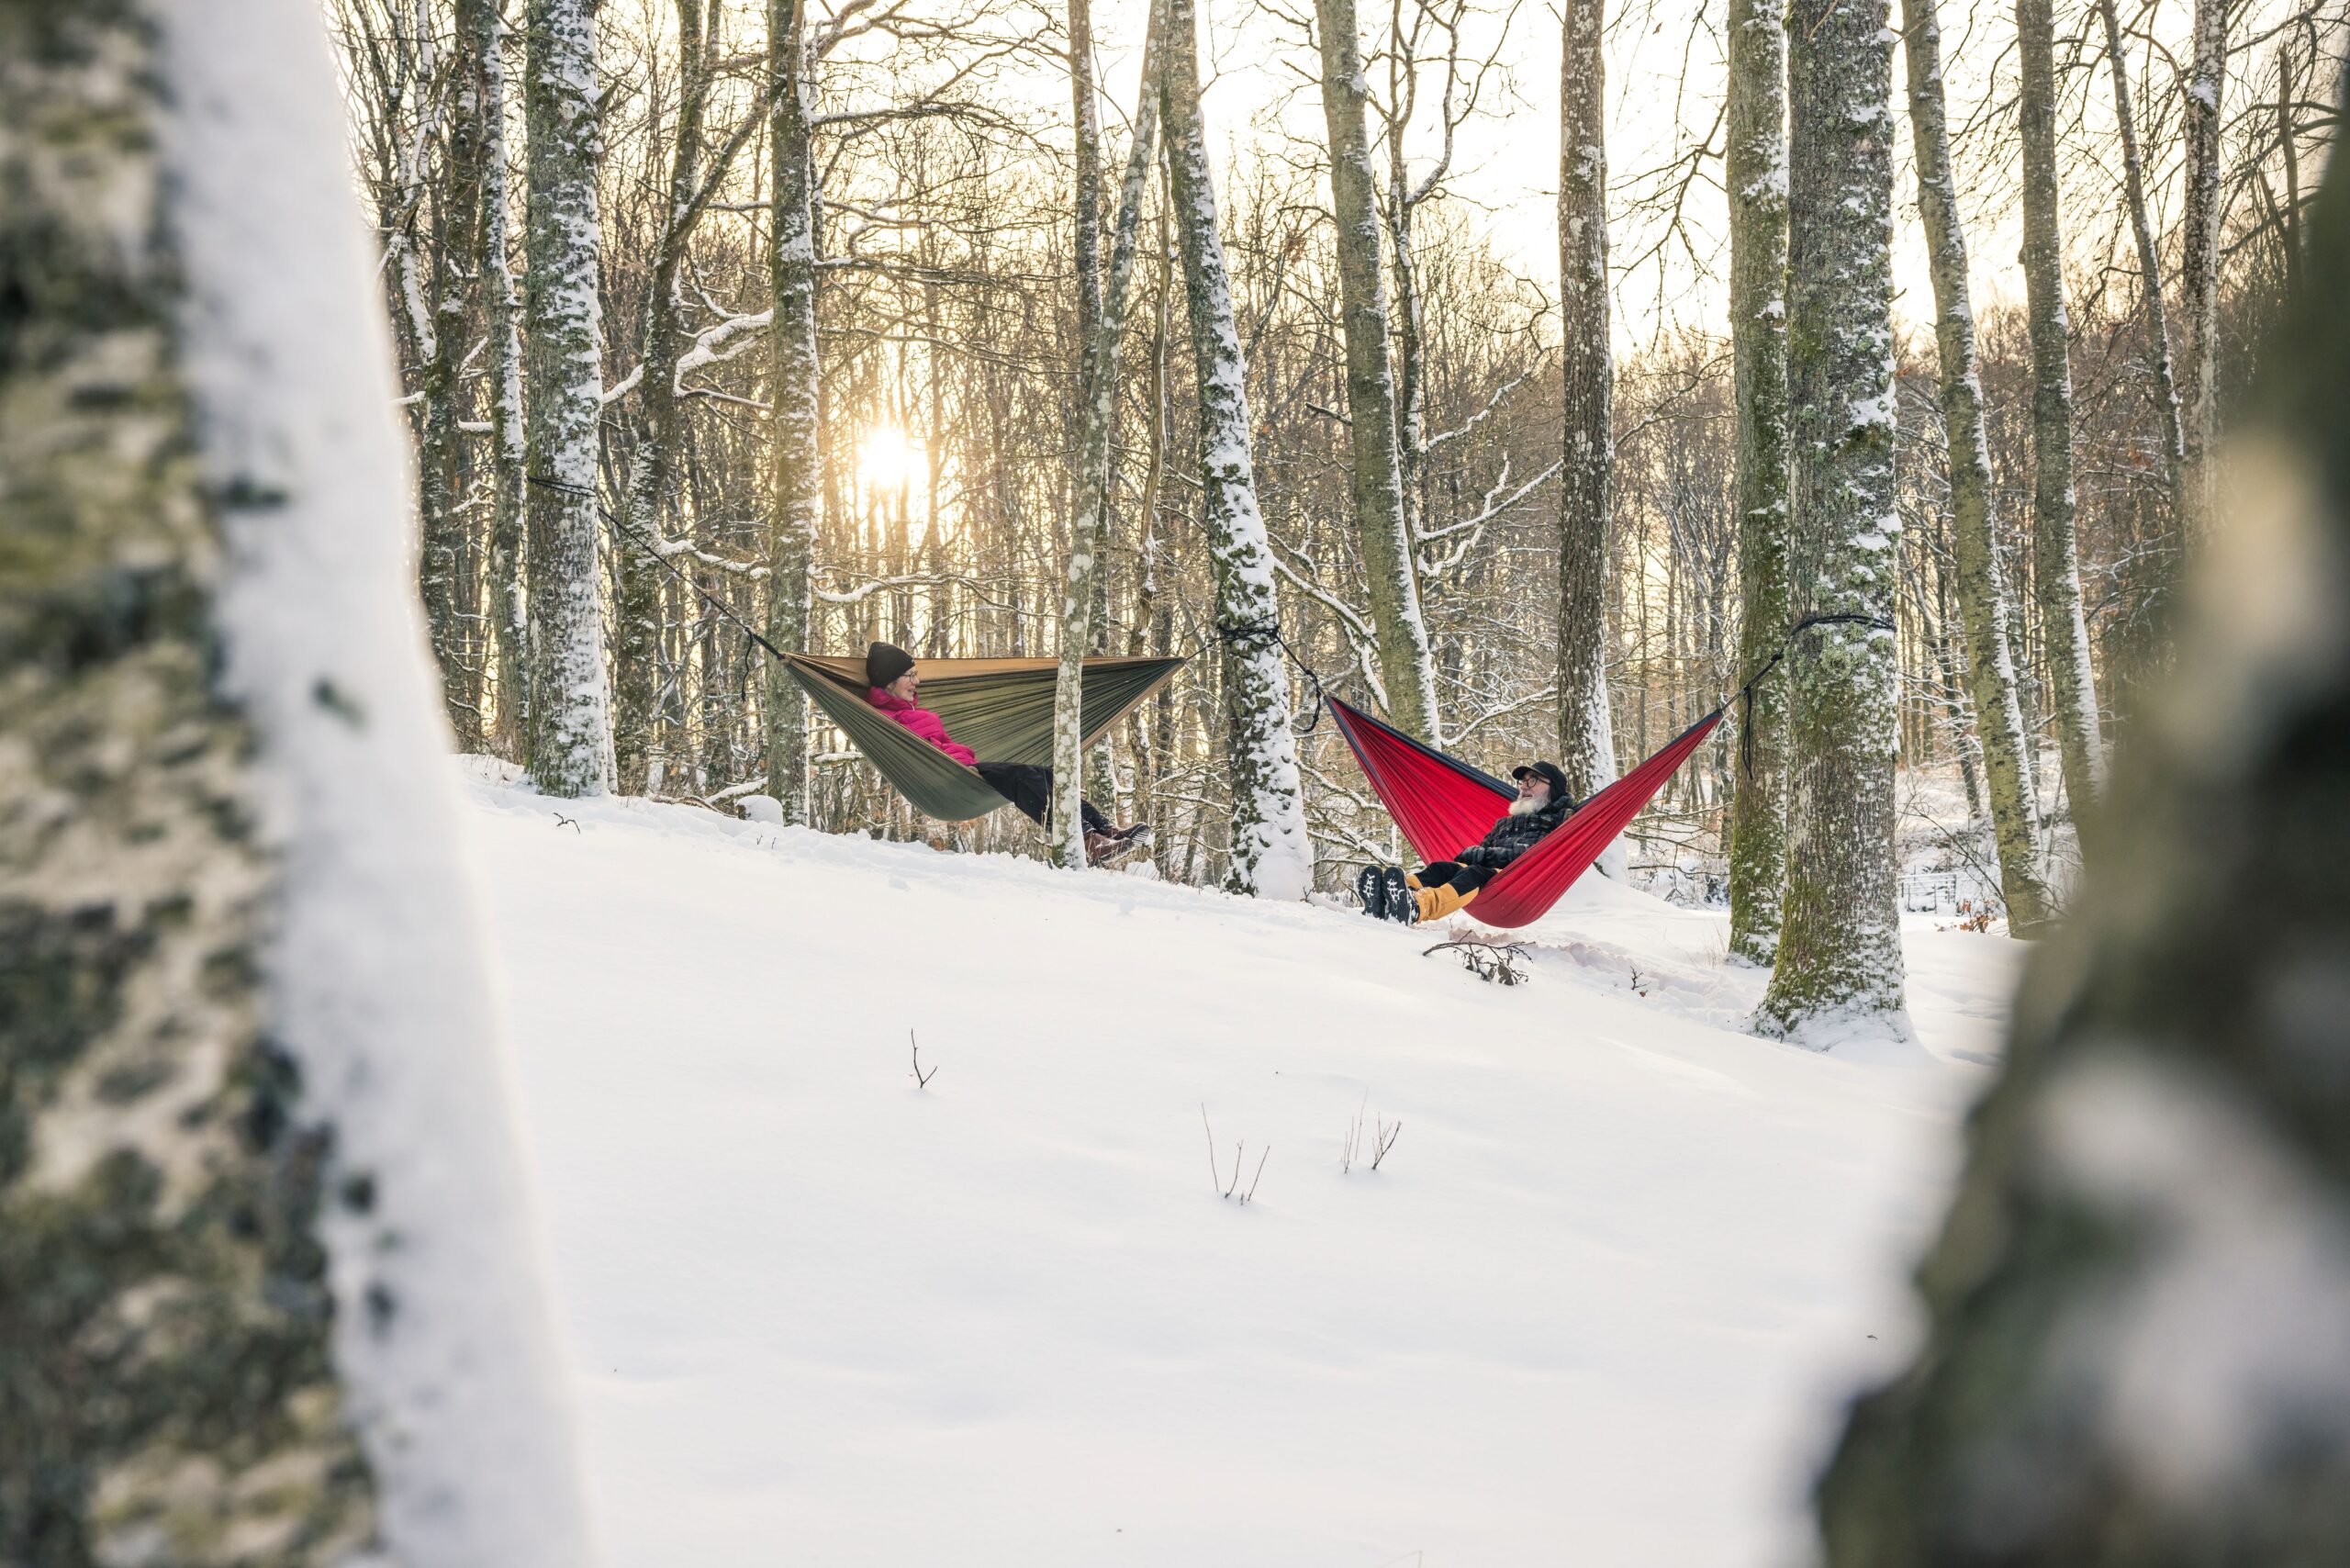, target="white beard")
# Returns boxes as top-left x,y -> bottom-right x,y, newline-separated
1507,791 -> 1546,817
